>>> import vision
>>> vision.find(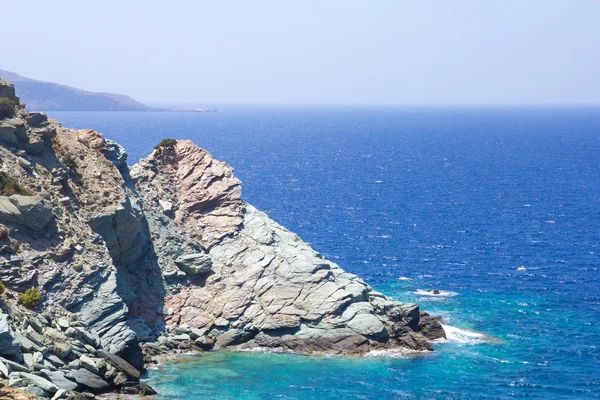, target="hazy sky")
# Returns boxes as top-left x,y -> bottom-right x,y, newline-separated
1,0 -> 599,105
